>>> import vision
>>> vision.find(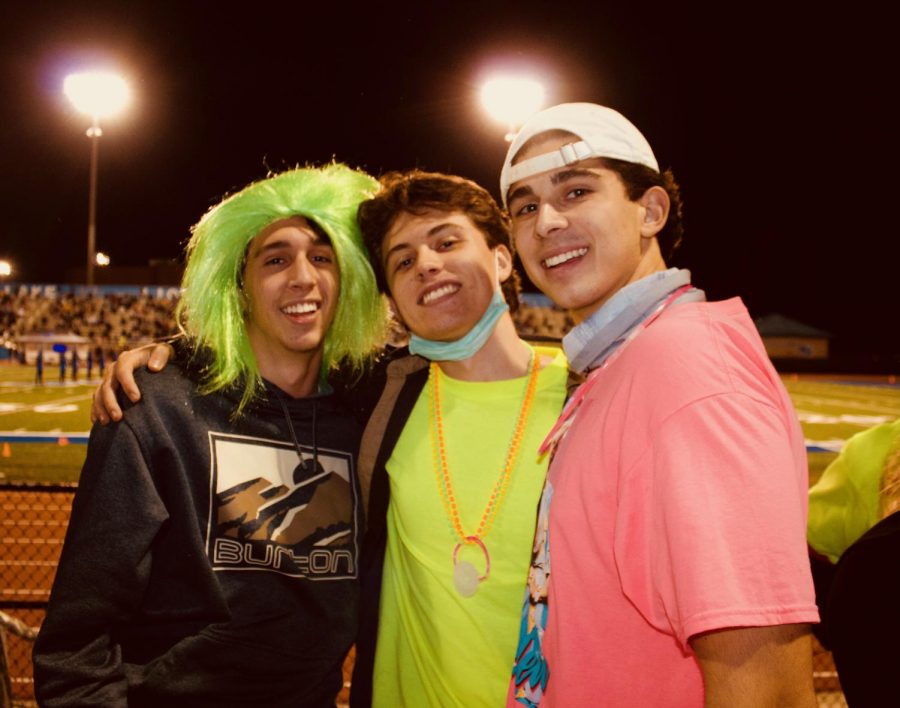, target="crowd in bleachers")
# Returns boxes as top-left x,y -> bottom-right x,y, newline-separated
0,291 -> 179,355
512,301 -> 574,340
0,290 -> 572,362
